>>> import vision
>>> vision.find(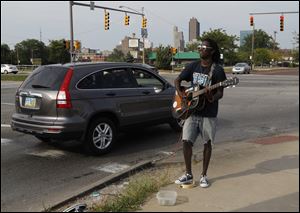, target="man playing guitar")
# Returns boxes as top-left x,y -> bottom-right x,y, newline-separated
174,38 -> 227,188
